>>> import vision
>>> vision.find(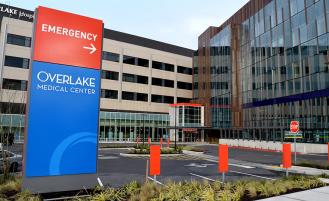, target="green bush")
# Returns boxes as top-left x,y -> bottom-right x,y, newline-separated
128,146 -> 182,155
0,175 -> 326,201
183,146 -> 204,152
0,176 -> 40,200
